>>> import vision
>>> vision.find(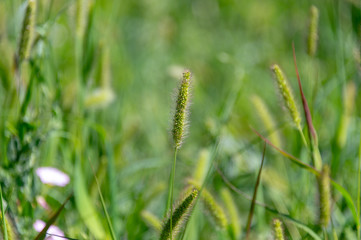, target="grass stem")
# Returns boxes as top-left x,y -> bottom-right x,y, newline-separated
0,185 -> 7,240
166,148 -> 178,240
357,124 -> 361,239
